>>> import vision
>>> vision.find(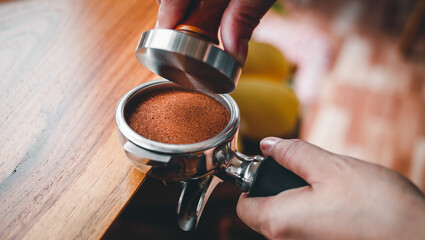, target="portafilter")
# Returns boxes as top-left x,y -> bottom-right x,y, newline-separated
115,79 -> 308,231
